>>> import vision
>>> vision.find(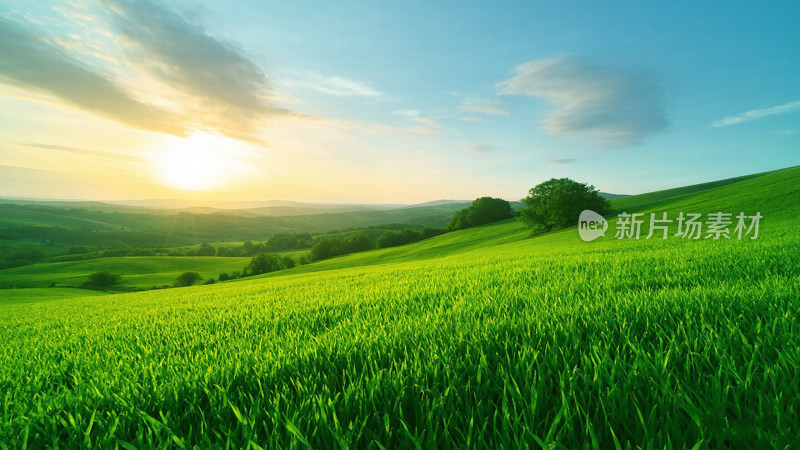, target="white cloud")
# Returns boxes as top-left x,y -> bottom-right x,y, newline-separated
306,74 -> 382,98
458,99 -> 507,116
712,100 -> 800,127
497,55 -> 666,147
